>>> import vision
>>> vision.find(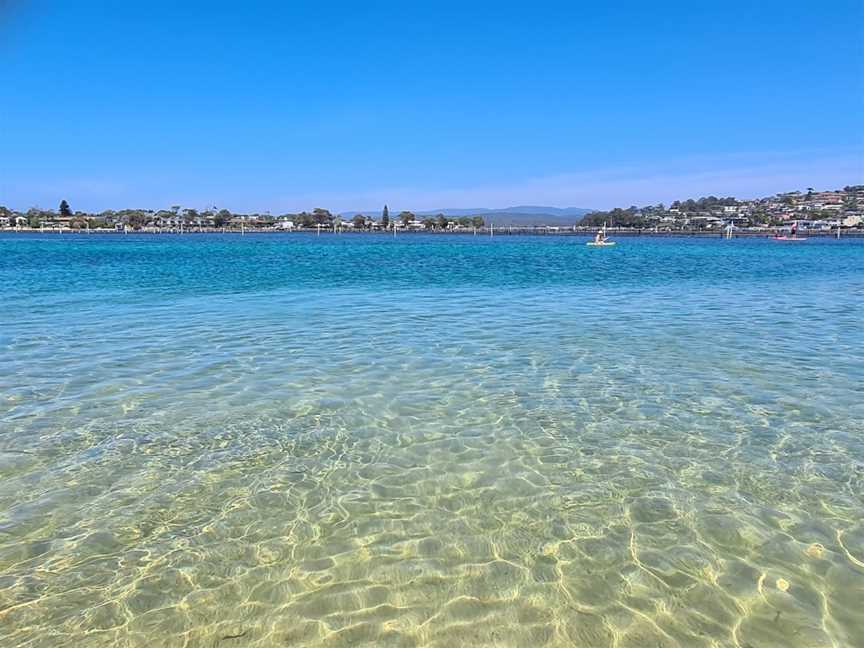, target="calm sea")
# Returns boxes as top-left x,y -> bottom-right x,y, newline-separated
1,233 -> 862,647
